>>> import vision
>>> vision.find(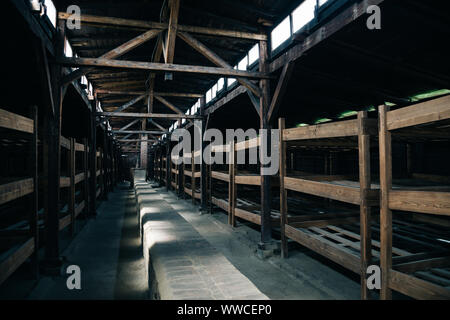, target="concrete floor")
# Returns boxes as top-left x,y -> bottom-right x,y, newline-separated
2,179 -> 360,300
28,183 -> 147,300
160,190 -> 360,300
